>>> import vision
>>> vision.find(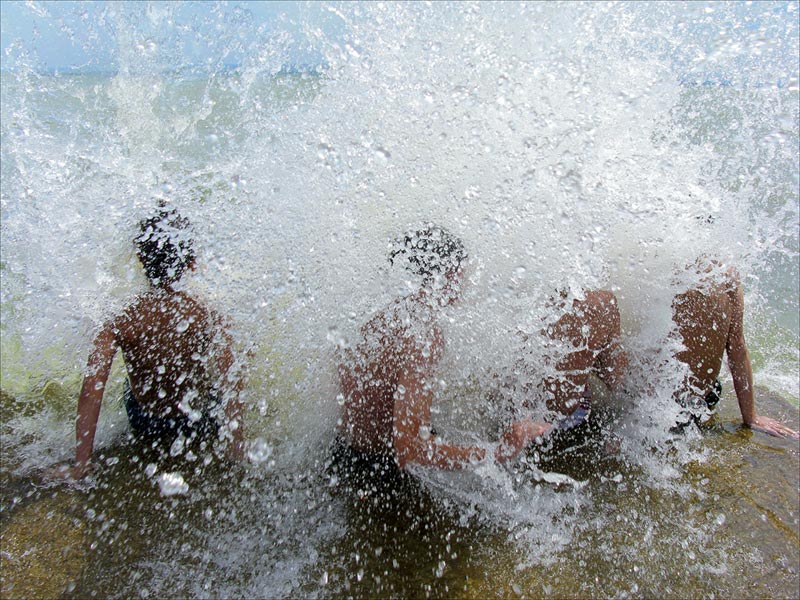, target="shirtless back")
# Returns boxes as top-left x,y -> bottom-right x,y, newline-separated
111,290 -> 227,418
671,262 -> 797,438
339,298 -> 442,455
60,208 -> 244,480
336,224 -> 550,470
672,268 -> 736,398
537,290 -> 627,417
